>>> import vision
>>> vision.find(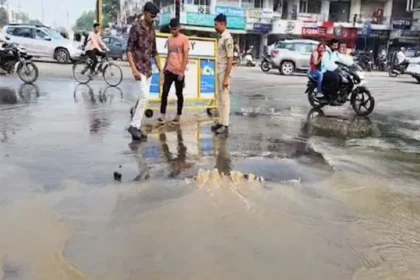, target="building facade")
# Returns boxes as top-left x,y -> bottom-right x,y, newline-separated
0,3 -> 23,24
126,0 -> 409,57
